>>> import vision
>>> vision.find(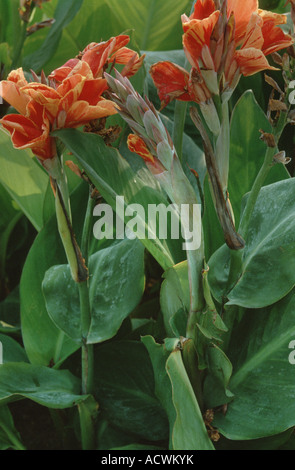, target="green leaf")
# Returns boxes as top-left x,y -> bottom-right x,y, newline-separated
166,349 -> 215,450
43,238 -> 145,344
216,429 -> 294,450
0,334 -> 28,364
0,288 -> 21,334
0,362 -> 87,409
0,130 -> 49,231
209,178 -> 295,308
213,291 -> 295,440
141,335 -> 177,449
23,0 -> 84,72
93,341 -> 169,442
160,261 -> 190,337
0,0 -> 21,52
228,90 -> 289,227
54,128 -> 184,270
